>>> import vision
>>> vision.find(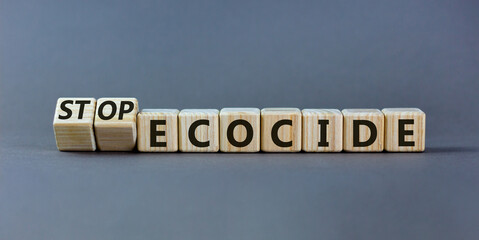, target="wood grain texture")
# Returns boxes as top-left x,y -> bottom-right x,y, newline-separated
302,109 -> 343,152
94,98 -> 138,151
219,108 -> 260,152
53,98 -> 97,151
261,108 -> 301,152
382,108 -> 426,152
342,109 -> 384,152
137,109 -> 179,152
179,109 -> 219,152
